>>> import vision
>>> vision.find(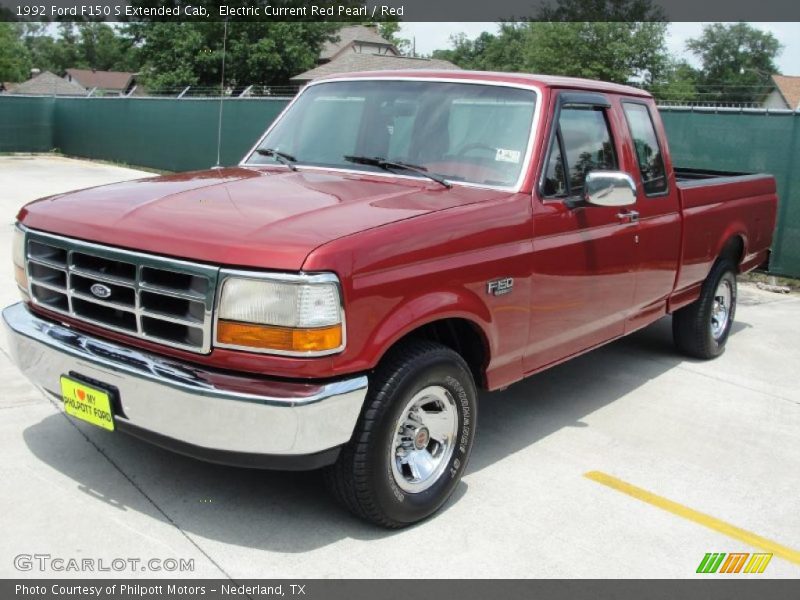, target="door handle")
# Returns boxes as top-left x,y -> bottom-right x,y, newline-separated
617,209 -> 639,224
